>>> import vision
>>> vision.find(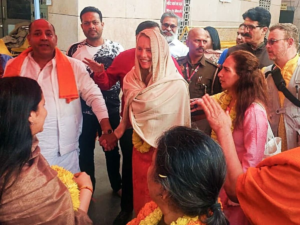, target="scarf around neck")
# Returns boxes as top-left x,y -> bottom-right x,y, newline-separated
4,47 -> 79,103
